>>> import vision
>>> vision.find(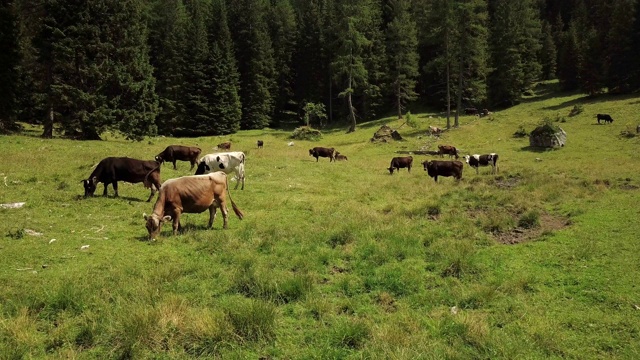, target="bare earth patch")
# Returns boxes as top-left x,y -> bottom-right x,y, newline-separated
497,213 -> 570,245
